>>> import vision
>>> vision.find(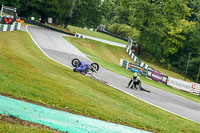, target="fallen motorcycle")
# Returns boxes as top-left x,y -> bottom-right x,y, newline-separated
71,58 -> 99,78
